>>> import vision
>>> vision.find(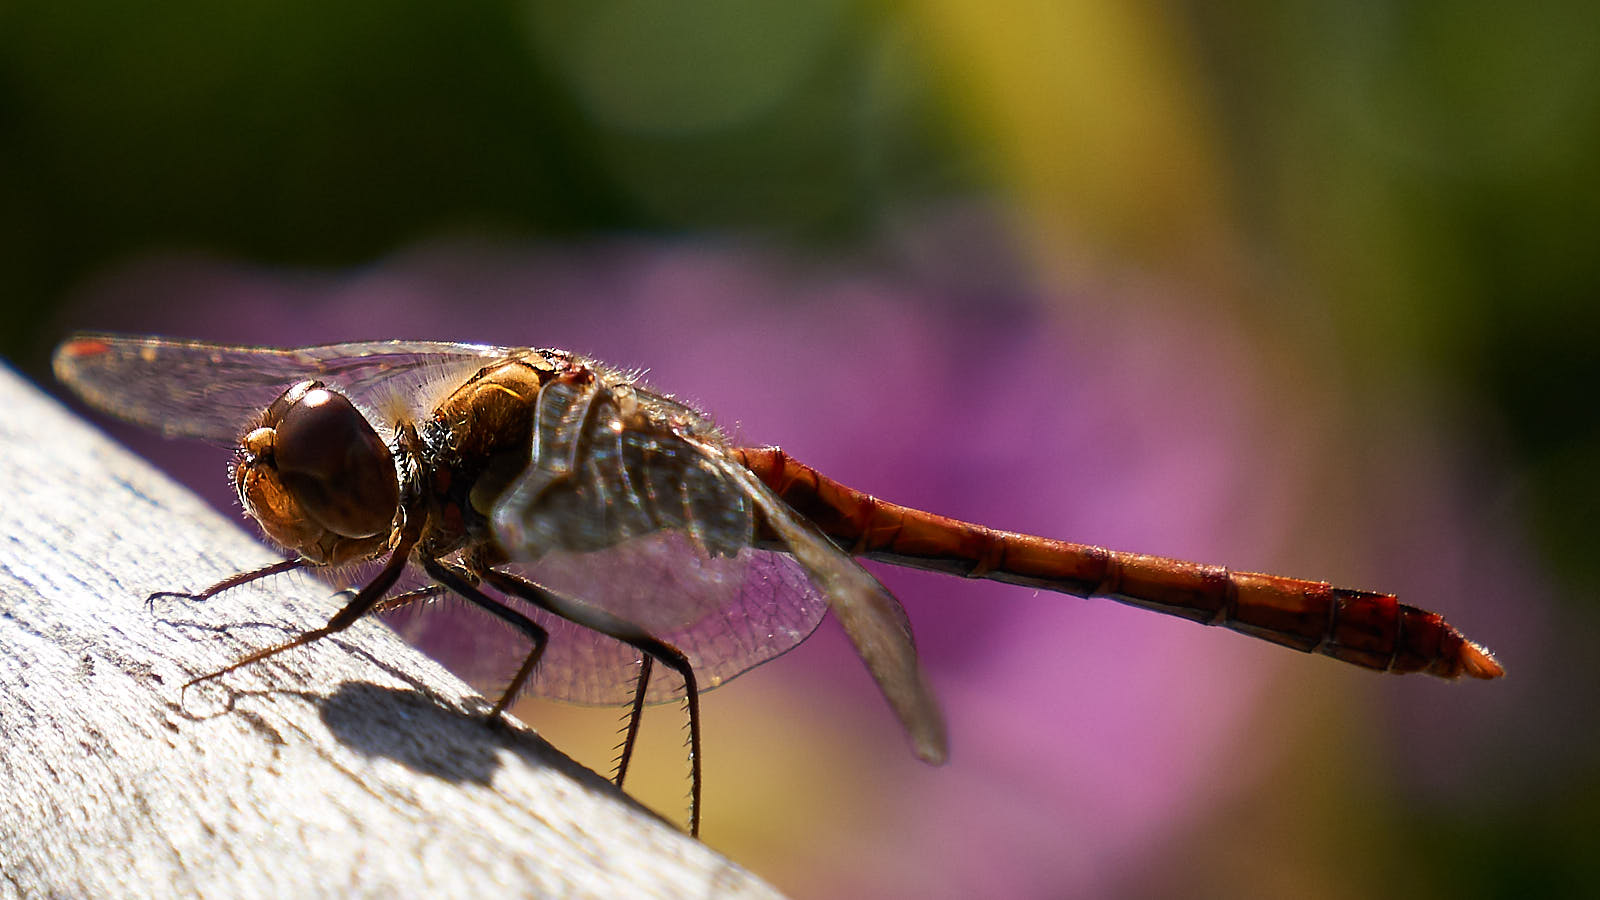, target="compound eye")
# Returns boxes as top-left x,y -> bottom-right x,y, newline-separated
271,386 -> 399,539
